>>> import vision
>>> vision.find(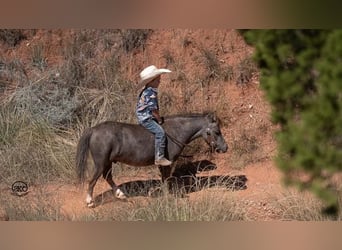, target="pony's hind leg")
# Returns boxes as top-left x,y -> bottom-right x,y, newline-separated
103,165 -> 127,200
86,166 -> 103,208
